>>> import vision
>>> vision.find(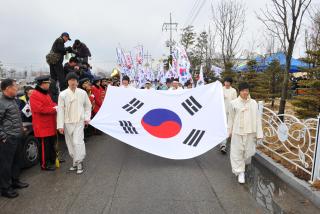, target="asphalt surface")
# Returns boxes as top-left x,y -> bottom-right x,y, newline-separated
0,134 -> 319,214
